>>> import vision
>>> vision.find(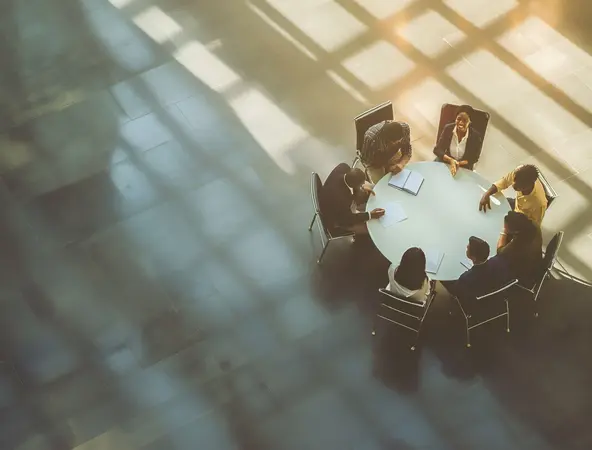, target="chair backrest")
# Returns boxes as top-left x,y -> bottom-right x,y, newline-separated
379,288 -> 426,309
542,231 -> 563,272
310,172 -> 322,215
535,167 -> 558,207
476,279 -> 518,301
436,103 -> 491,147
354,101 -> 394,151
